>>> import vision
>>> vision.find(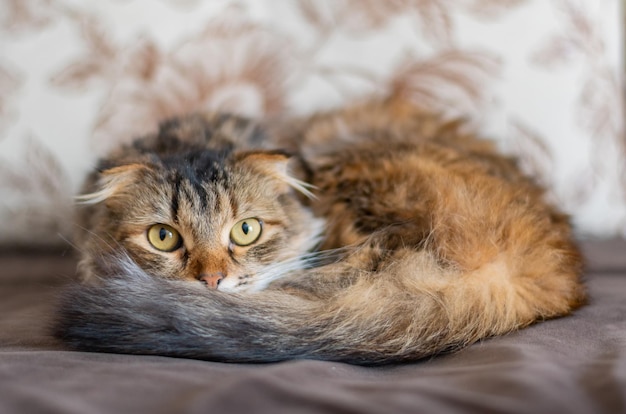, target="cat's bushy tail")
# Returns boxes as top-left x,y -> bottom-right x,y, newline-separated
53,247 -> 584,365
